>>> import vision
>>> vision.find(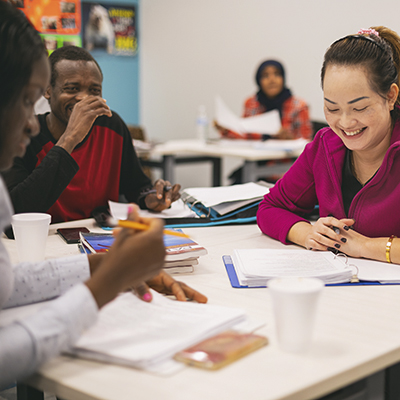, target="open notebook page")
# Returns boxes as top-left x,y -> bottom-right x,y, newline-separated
68,290 -> 246,370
